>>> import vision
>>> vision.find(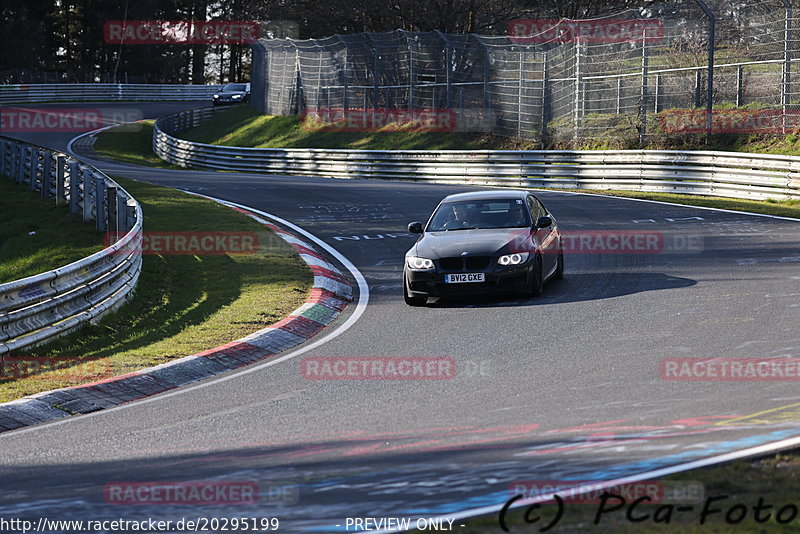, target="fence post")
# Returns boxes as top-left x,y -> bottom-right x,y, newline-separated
780,0 -> 792,133
540,51 -> 549,149
736,66 -> 743,107
573,38 -> 583,145
482,41 -> 491,121
640,34 -> 649,145
694,70 -> 702,108
518,50 -> 524,138
693,0 -> 715,140
616,78 -> 622,114
654,74 -> 661,113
